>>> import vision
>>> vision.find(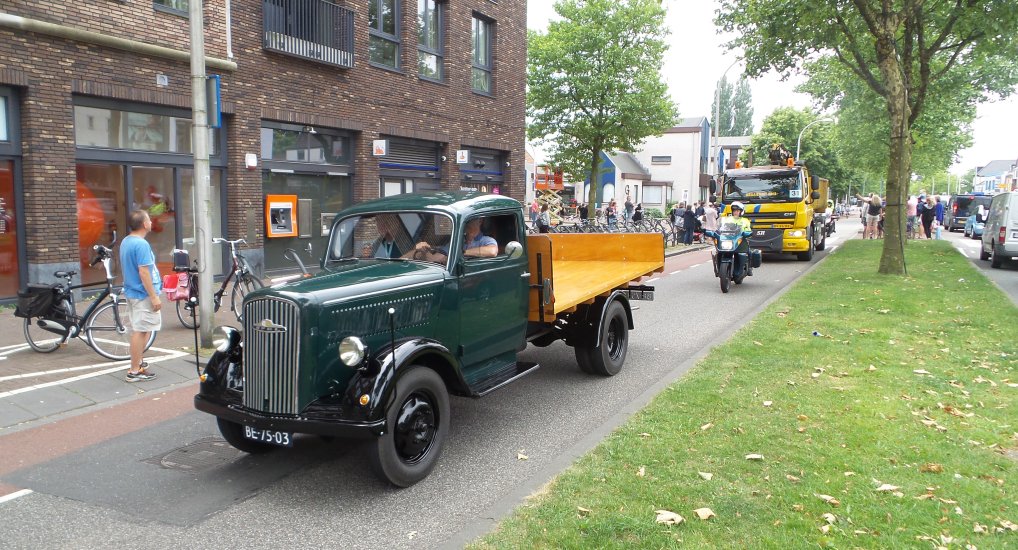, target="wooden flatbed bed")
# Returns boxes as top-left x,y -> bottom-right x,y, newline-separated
526,233 -> 665,322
